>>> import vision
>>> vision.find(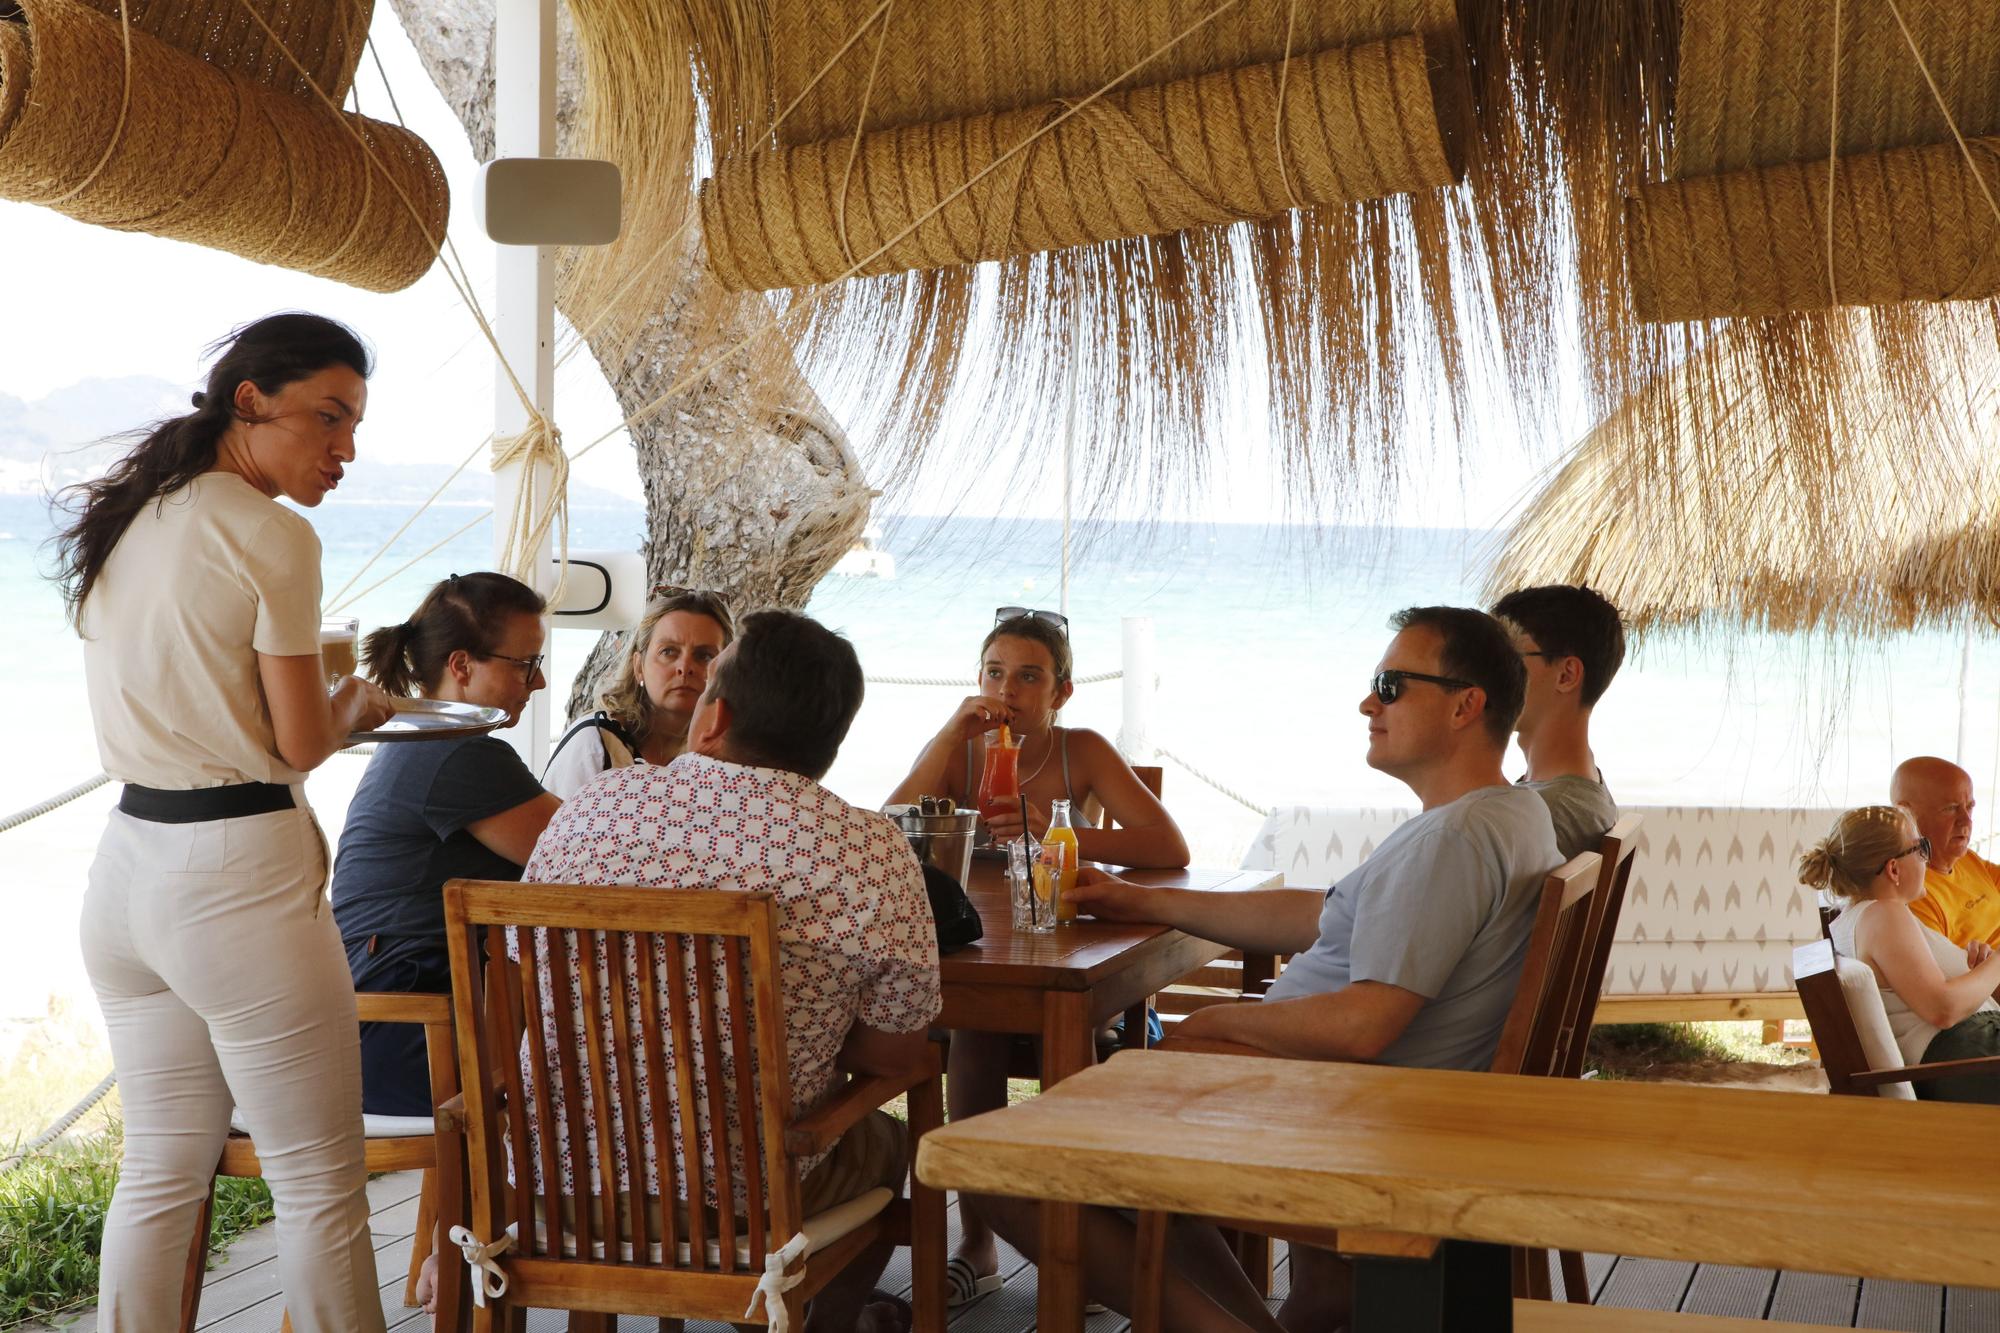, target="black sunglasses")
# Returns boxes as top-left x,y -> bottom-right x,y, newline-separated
1882,835 -> 1933,872
479,650 -> 546,683
995,606 -> 1069,634
1371,669 -> 1476,705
